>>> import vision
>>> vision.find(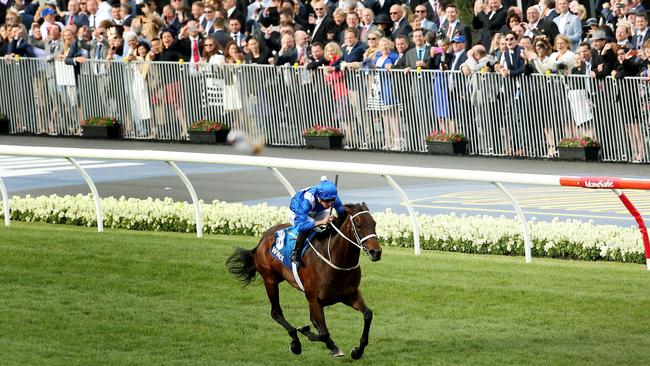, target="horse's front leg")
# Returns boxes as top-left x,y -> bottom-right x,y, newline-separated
263,278 -> 302,355
298,298 -> 344,357
344,290 -> 373,360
